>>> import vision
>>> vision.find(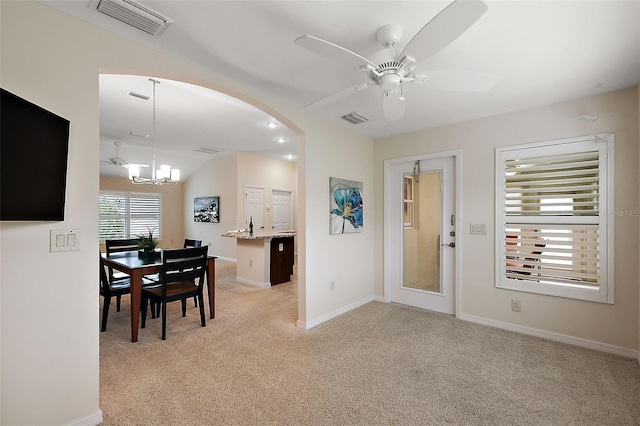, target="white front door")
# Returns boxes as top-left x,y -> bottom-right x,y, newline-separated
244,186 -> 265,230
271,190 -> 292,230
385,154 -> 457,314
